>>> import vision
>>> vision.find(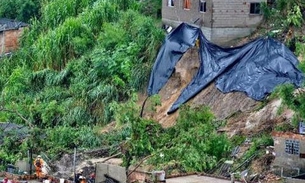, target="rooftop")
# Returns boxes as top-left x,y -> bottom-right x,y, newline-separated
0,18 -> 28,31
272,131 -> 305,140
